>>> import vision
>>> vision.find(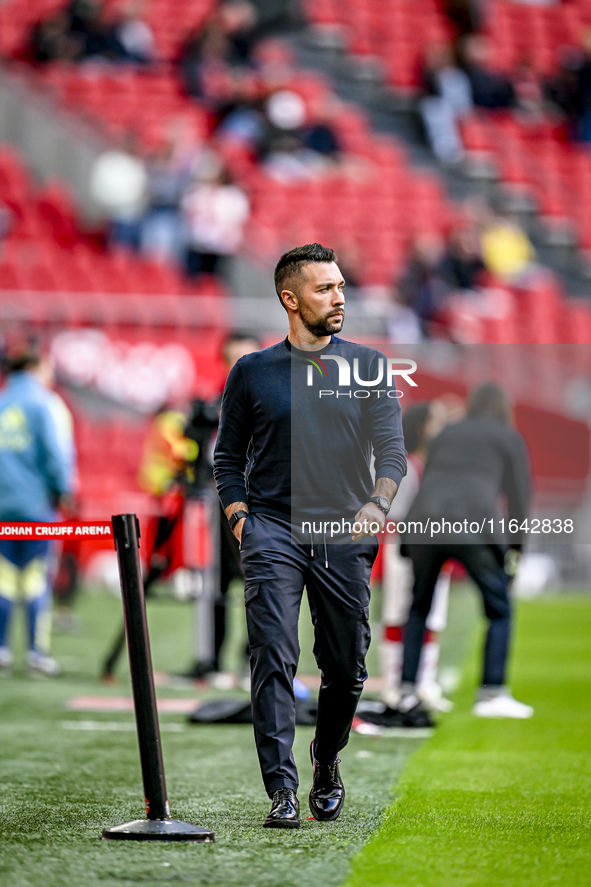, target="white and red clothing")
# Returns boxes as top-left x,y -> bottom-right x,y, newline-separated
381,452 -> 451,708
